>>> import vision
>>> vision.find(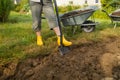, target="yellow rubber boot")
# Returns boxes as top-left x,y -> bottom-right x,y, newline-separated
37,36 -> 43,46
57,35 -> 72,46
